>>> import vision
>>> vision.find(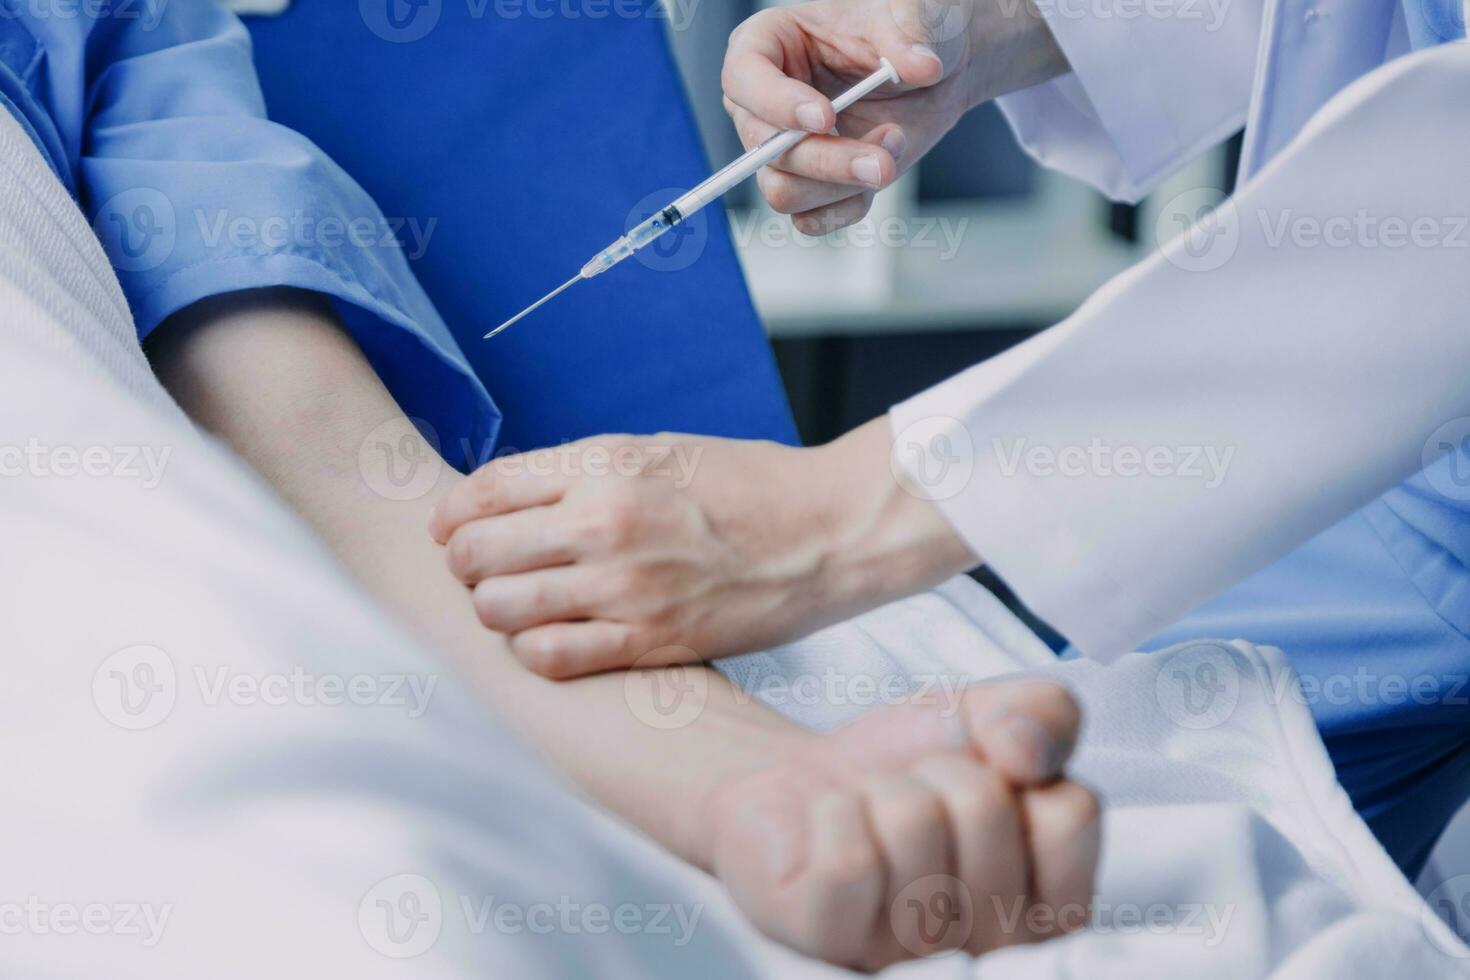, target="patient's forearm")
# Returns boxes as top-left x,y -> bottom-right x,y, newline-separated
148,288 -> 799,868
